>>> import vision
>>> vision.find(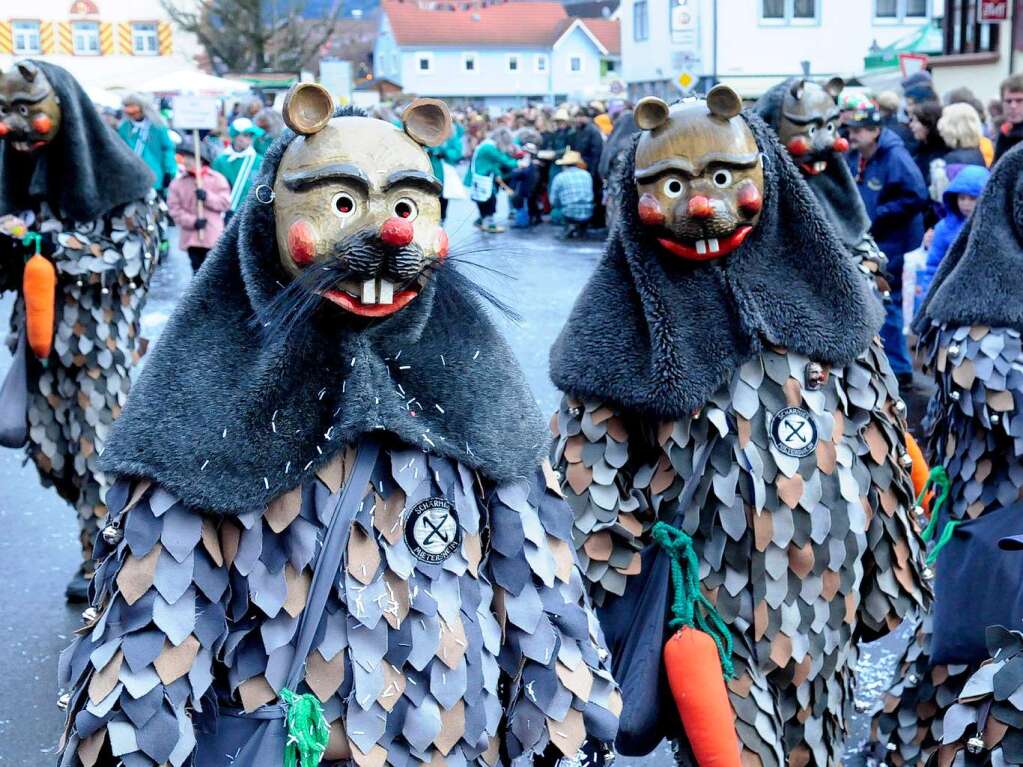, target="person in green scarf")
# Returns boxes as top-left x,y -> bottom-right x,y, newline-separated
425,120 -> 464,221
212,117 -> 265,223
117,93 -> 178,194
